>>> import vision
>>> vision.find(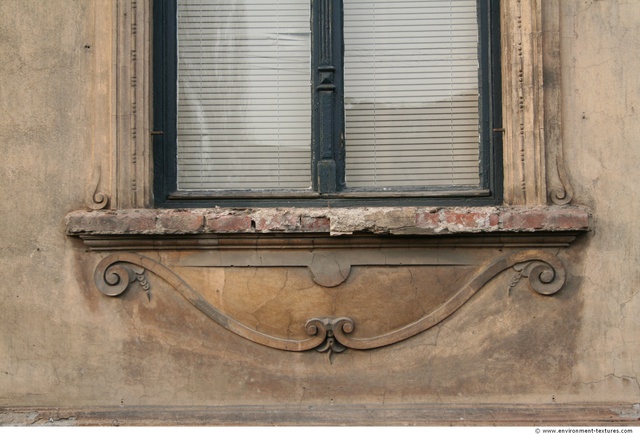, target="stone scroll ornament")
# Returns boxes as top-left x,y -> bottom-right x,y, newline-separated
94,250 -> 566,355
